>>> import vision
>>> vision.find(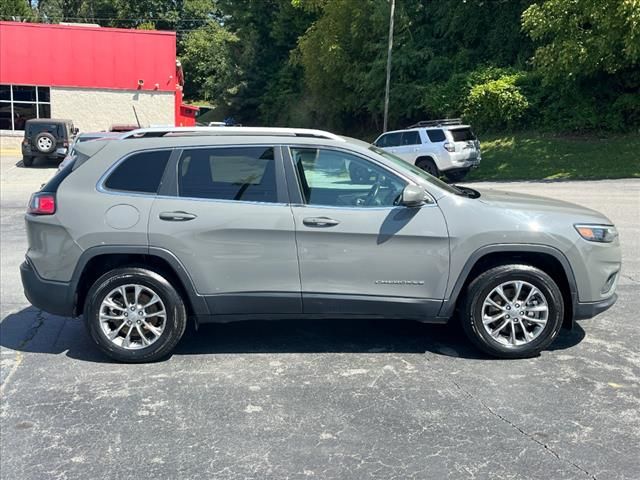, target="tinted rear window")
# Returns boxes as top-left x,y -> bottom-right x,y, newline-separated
27,123 -> 62,136
401,131 -> 421,145
105,150 -> 171,193
426,129 -> 446,142
178,147 -> 277,203
449,128 -> 476,142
